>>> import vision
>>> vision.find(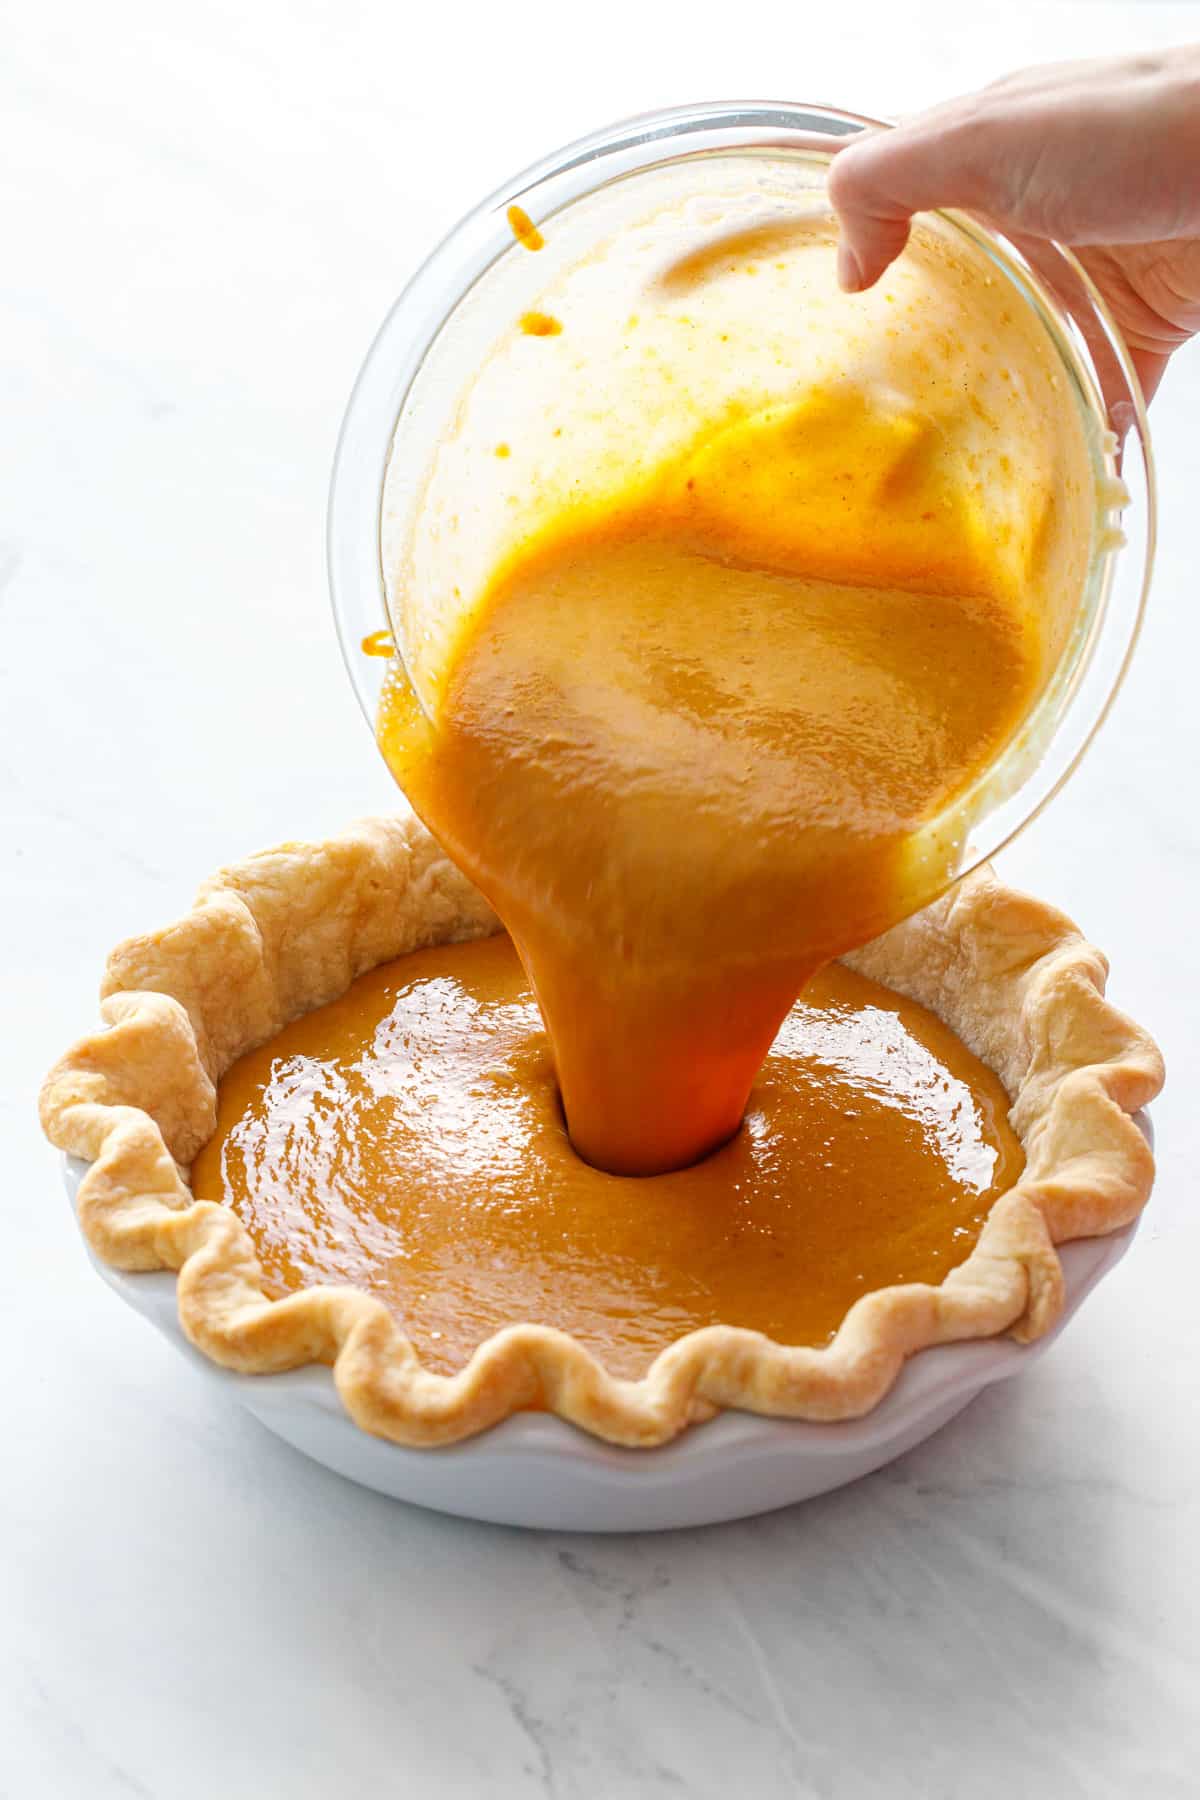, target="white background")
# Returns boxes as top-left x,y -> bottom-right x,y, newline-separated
4,2 -> 1199,1794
